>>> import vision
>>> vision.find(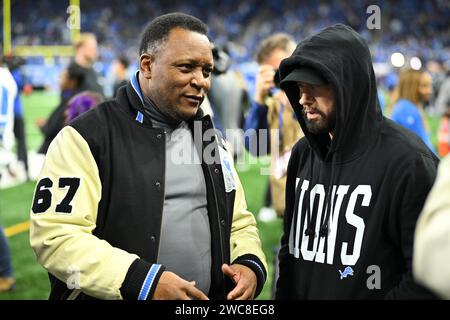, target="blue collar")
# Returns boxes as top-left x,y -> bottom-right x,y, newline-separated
130,70 -> 144,123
